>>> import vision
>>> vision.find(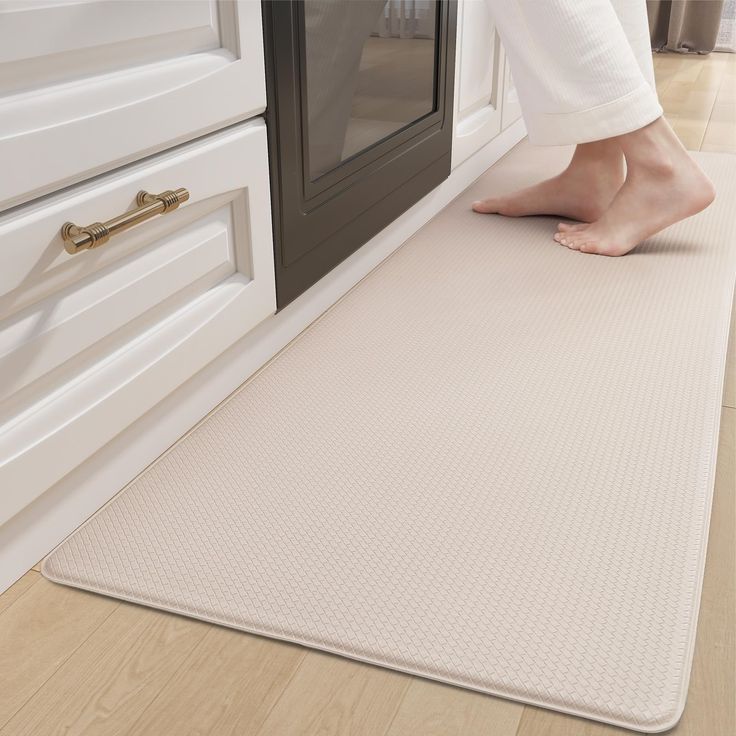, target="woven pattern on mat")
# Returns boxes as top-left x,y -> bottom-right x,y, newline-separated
44,144 -> 736,733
